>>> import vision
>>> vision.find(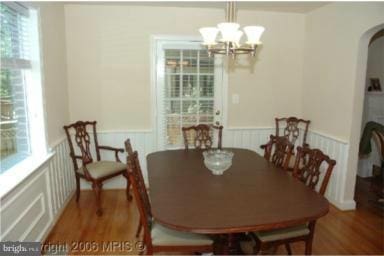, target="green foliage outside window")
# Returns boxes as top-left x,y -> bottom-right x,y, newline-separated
1,3 -> 15,98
